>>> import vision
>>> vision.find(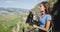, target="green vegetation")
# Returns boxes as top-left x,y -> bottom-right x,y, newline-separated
0,14 -> 38,32
0,17 -> 19,32
0,0 -> 58,32
48,0 -> 57,18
